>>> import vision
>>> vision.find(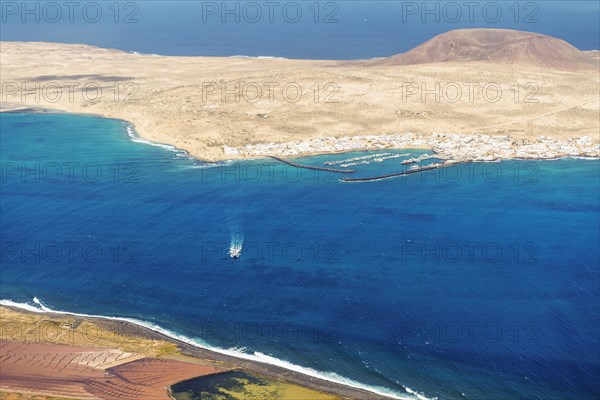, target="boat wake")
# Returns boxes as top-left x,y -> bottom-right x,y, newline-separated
229,235 -> 243,259
228,218 -> 244,259
0,297 -> 428,400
